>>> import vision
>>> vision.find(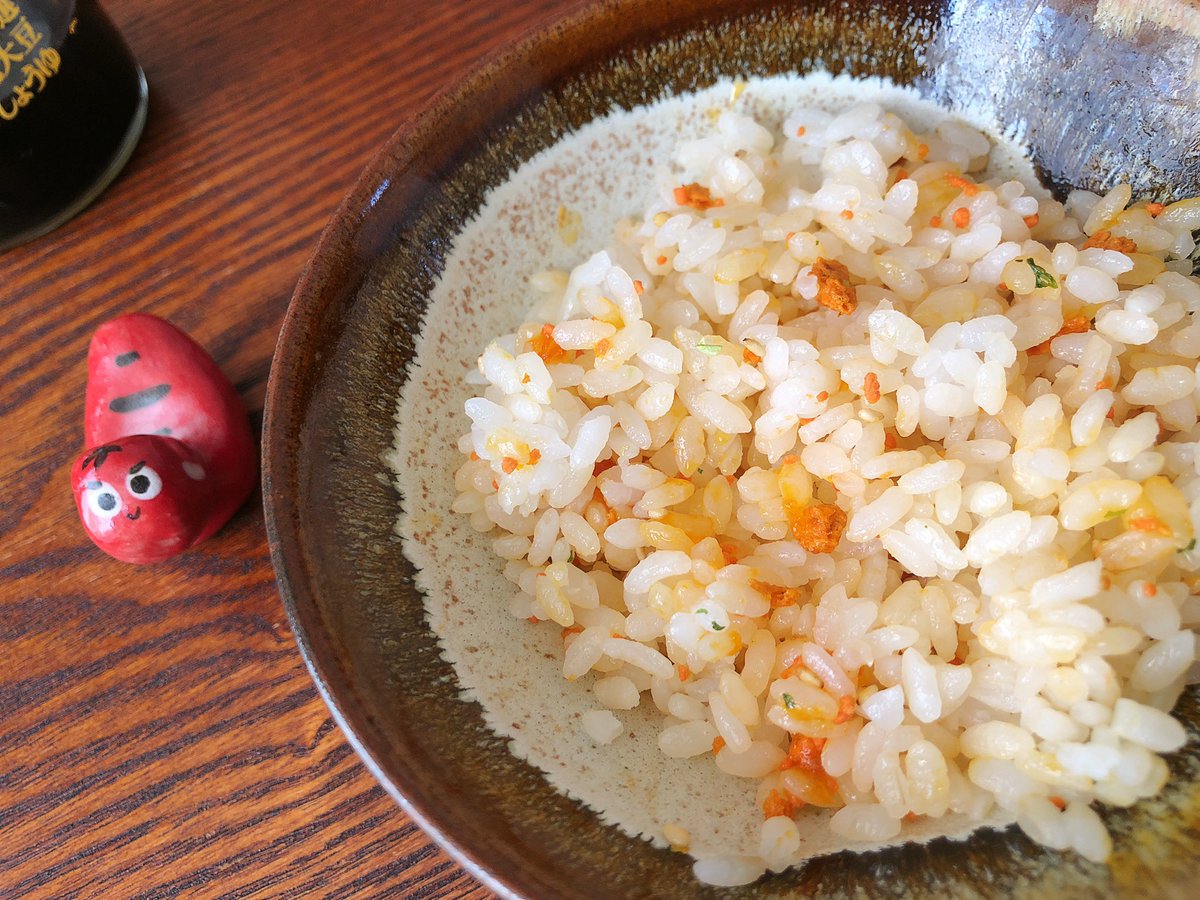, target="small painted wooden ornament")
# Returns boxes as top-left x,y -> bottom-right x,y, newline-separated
72,313 -> 257,564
